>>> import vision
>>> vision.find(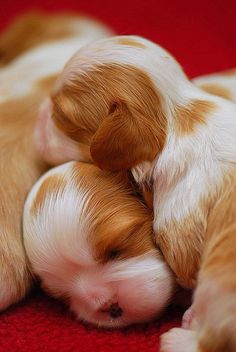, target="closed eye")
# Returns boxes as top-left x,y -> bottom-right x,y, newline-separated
105,248 -> 122,261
